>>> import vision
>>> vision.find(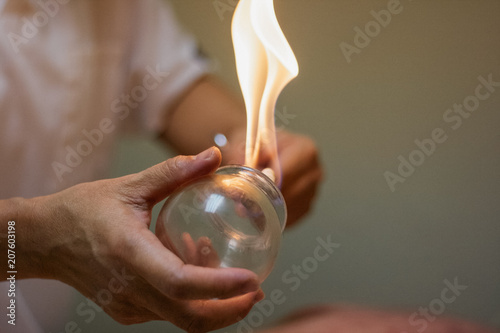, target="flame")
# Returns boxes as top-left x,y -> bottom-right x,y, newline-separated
231,0 -> 299,184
